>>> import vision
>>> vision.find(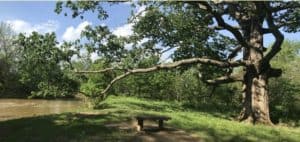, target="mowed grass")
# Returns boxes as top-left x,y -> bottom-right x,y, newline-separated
0,96 -> 299,142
